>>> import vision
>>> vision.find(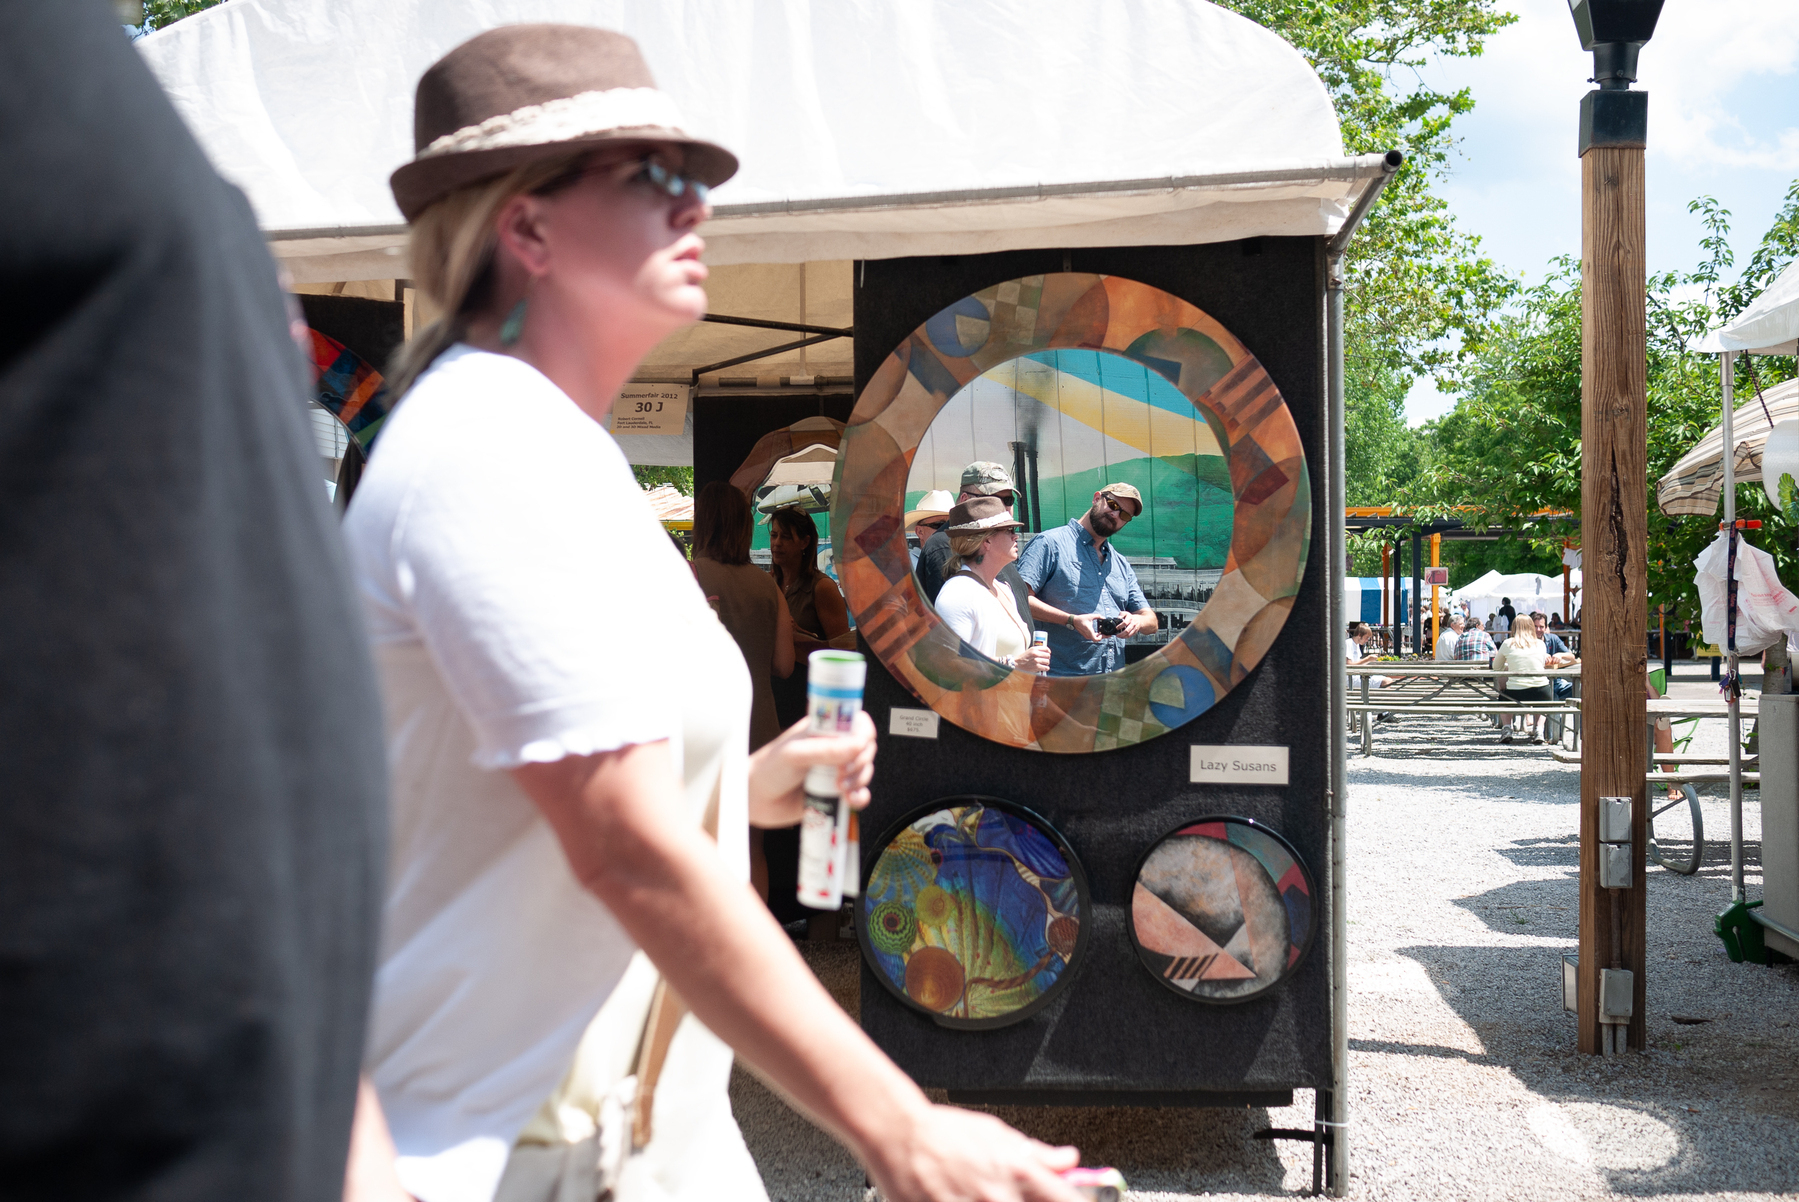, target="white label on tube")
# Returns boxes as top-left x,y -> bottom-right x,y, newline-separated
797,794 -> 844,909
